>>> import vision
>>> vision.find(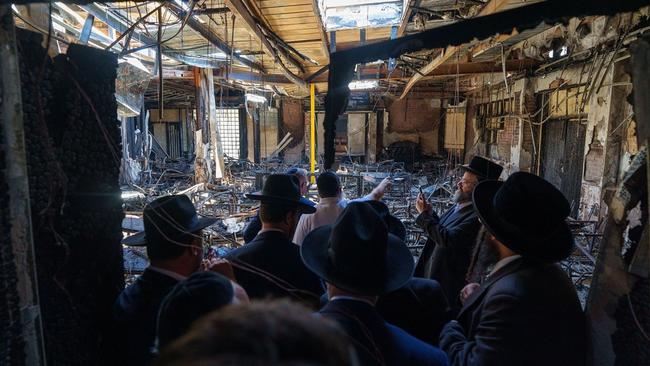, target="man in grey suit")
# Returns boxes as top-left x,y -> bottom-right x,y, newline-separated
415,156 -> 502,313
